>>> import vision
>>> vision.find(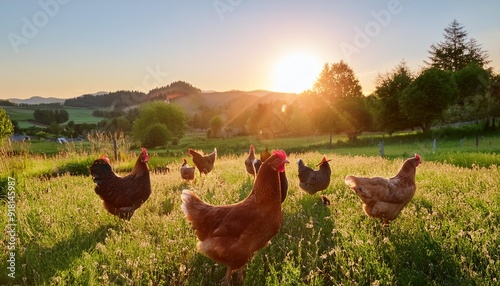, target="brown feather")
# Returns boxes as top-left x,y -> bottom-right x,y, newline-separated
90,149 -> 151,220
345,154 -> 421,224
181,150 -> 288,283
188,148 -> 217,175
